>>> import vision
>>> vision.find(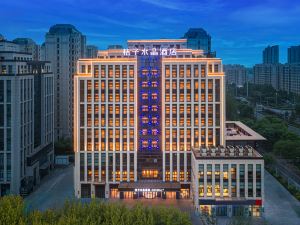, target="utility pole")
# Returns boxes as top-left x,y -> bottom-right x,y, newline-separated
246,80 -> 249,98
